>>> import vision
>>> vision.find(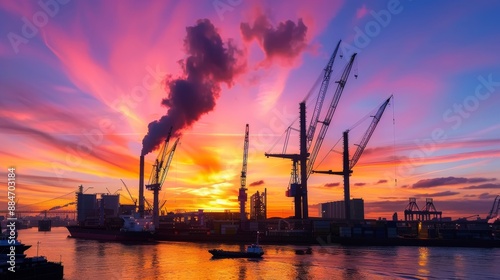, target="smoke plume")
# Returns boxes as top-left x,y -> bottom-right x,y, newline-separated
240,14 -> 308,64
142,19 -> 245,155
